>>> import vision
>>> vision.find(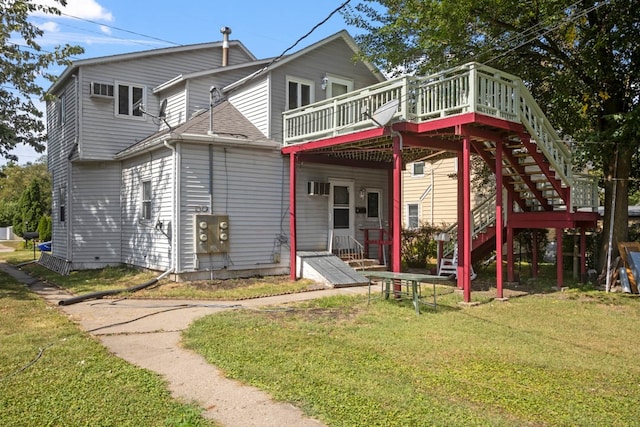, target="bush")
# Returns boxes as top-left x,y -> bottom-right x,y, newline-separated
401,223 -> 439,268
37,215 -> 51,241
